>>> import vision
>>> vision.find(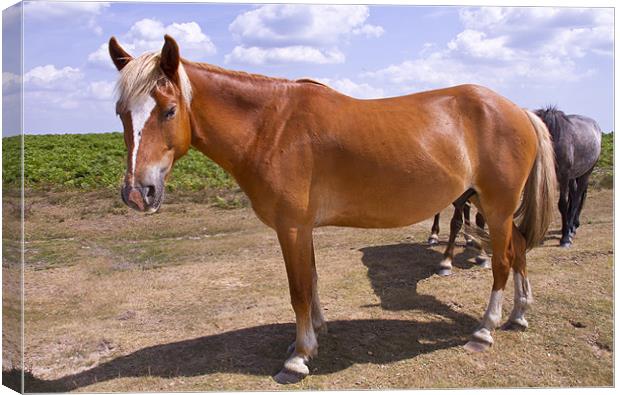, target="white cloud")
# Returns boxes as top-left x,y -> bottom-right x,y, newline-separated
447,30 -> 515,61
458,7 -> 613,56
230,5 -> 380,47
363,53 -> 487,90
352,24 -> 385,38
24,65 -> 83,91
541,24 -> 613,58
362,48 -> 586,95
20,64 -> 115,115
88,18 -> 216,68
361,7 -> 612,93
227,5 -> 383,65
24,2 -> 110,35
460,7 -> 605,32
318,78 -> 384,99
